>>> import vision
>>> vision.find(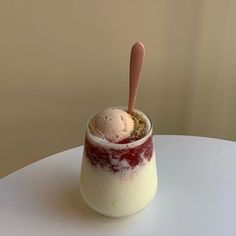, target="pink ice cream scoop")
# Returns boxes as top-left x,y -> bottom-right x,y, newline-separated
89,107 -> 134,143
